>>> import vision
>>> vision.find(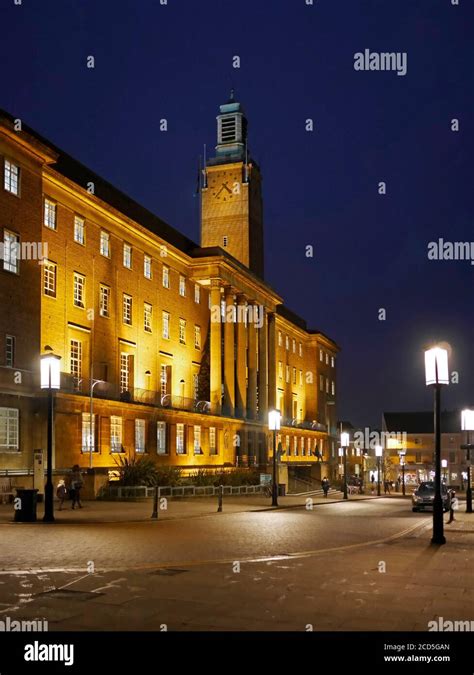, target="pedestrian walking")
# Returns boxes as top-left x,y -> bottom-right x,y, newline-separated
322,477 -> 330,498
370,473 -> 375,494
56,479 -> 67,511
70,464 -> 84,509
447,490 -> 458,524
